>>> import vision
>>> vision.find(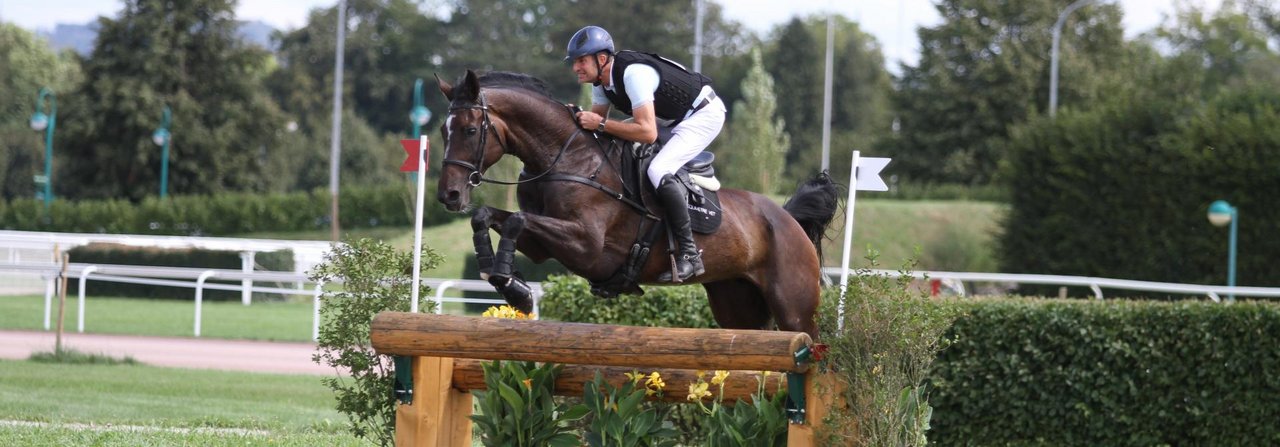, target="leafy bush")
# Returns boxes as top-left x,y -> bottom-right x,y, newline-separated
471,360 -> 585,447
310,238 -> 440,446
928,298 -> 1280,445
577,371 -> 679,447
0,185 -> 463,235
690,370 -> 789,447
537,275 -> 716,328
815,263 -> 961,446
